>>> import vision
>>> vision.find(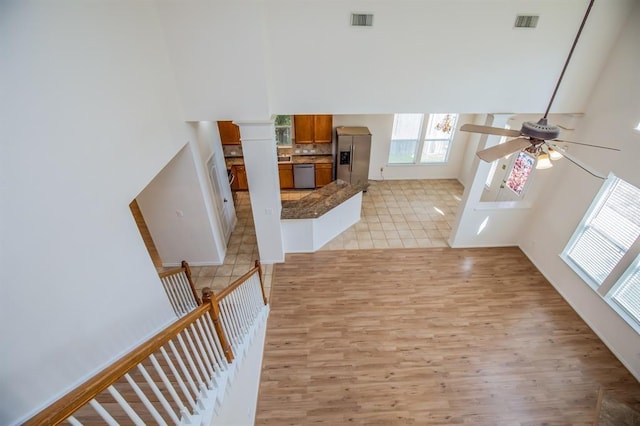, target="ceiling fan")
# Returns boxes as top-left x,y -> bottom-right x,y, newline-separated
460,0 -> 619,179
